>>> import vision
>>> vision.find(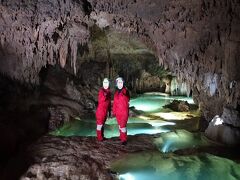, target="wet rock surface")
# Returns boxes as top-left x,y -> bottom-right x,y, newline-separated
222,107 -> 240,128
39,65 -> 98,117
0,65 -> 100,175
163,100 -> 197,112
48,107 -> 67,131
88,0 -> 240,121
0,0 -> 240,177
0,132 -> 235,179
19,135 -> 157,180
174,145 -> 240,163
0,0 -> 239,122
205,107 -> 240,145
